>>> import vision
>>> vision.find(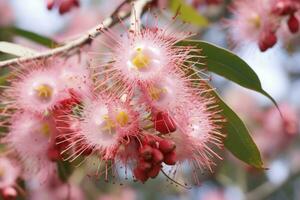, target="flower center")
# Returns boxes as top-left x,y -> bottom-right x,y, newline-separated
148,85 -> 167,101
34,84 -> 53,101
116,111 -> 129,127
249,14 -> 261,28
132,48 -> 150,70
101,115 -> 116,135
